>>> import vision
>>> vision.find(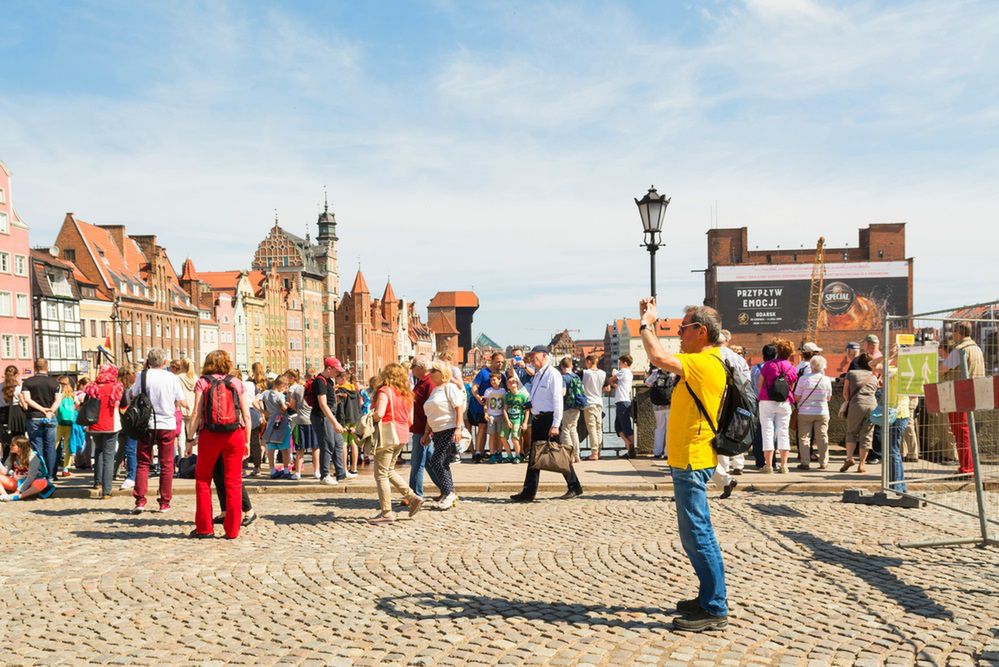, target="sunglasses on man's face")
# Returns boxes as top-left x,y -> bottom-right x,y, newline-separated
678,321 -> 702,332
